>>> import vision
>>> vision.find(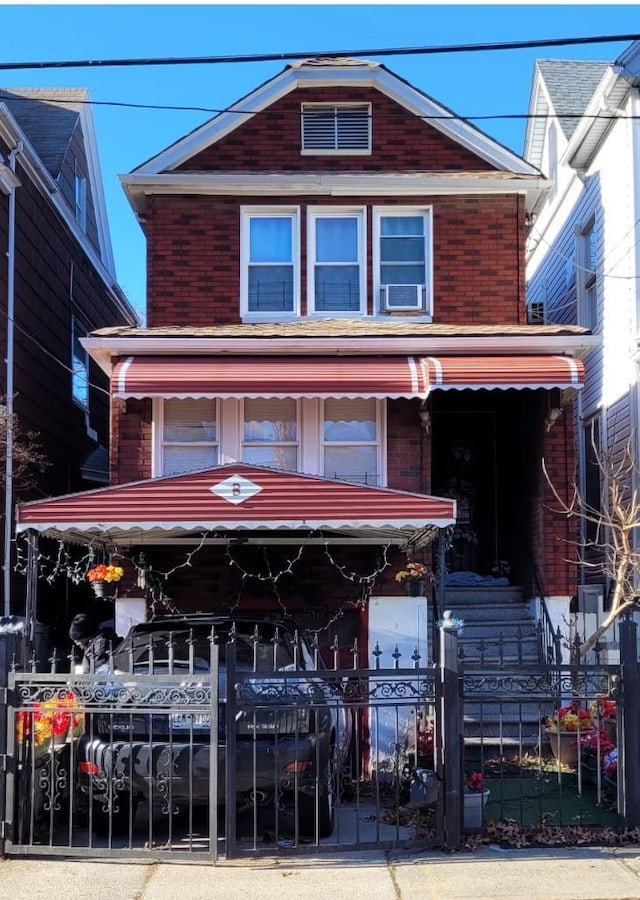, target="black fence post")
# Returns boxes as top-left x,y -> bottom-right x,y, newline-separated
0,628 -> 22,854
618,616 -> 640,829
440,625 -> 462,850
